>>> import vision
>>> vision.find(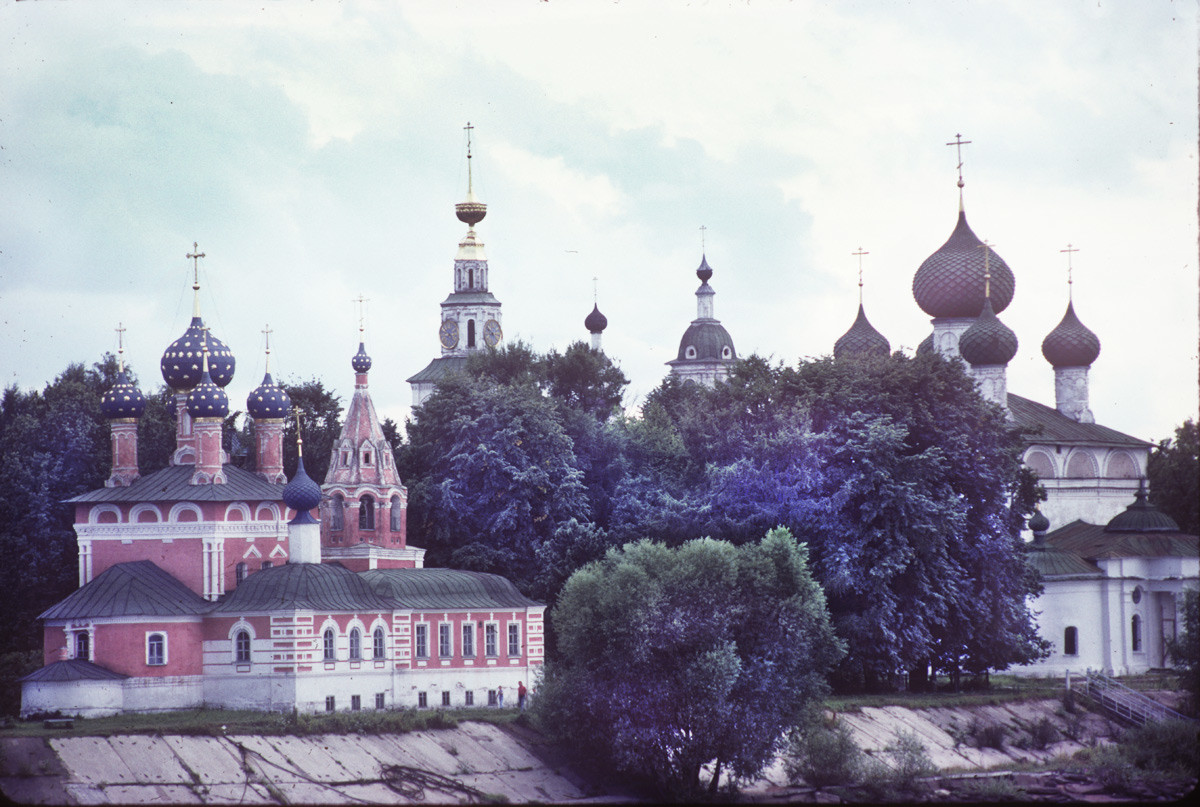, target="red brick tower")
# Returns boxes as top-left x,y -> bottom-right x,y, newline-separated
101,323 -> 147,487
247,328 -> 290,484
